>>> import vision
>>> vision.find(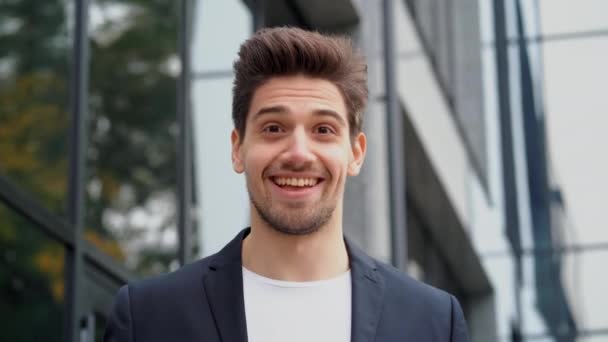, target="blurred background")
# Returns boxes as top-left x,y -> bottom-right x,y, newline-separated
0,0 -> 606,341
